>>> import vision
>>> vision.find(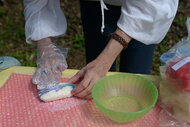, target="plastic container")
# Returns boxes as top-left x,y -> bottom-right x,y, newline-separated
92,73 -> 158,123
0,56 -> 21,71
